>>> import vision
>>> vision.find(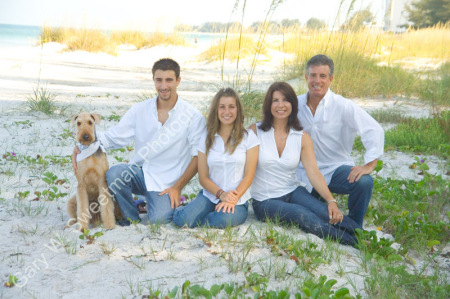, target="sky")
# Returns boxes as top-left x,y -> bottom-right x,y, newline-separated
0,0 -> 386,31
